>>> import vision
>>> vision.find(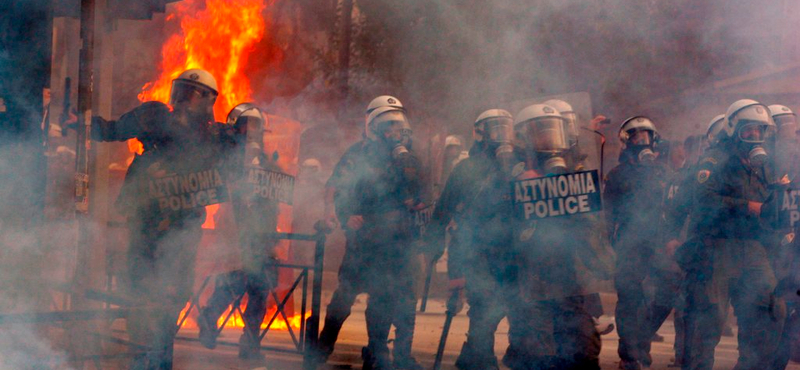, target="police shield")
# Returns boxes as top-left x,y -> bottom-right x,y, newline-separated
147,159 -> 230,212
511,170 -> 602,220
